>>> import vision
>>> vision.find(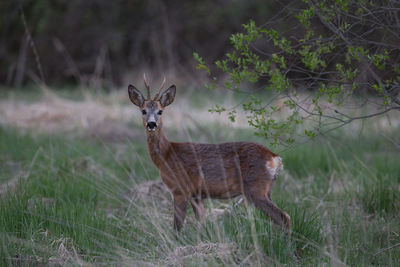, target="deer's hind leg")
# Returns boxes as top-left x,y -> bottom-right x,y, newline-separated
191,197 -> 205,224
244,180 -> 291,231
